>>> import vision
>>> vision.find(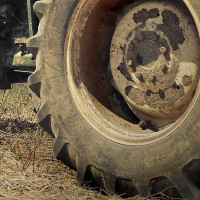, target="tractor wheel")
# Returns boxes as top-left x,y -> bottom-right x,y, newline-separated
27,0 -> 200,199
